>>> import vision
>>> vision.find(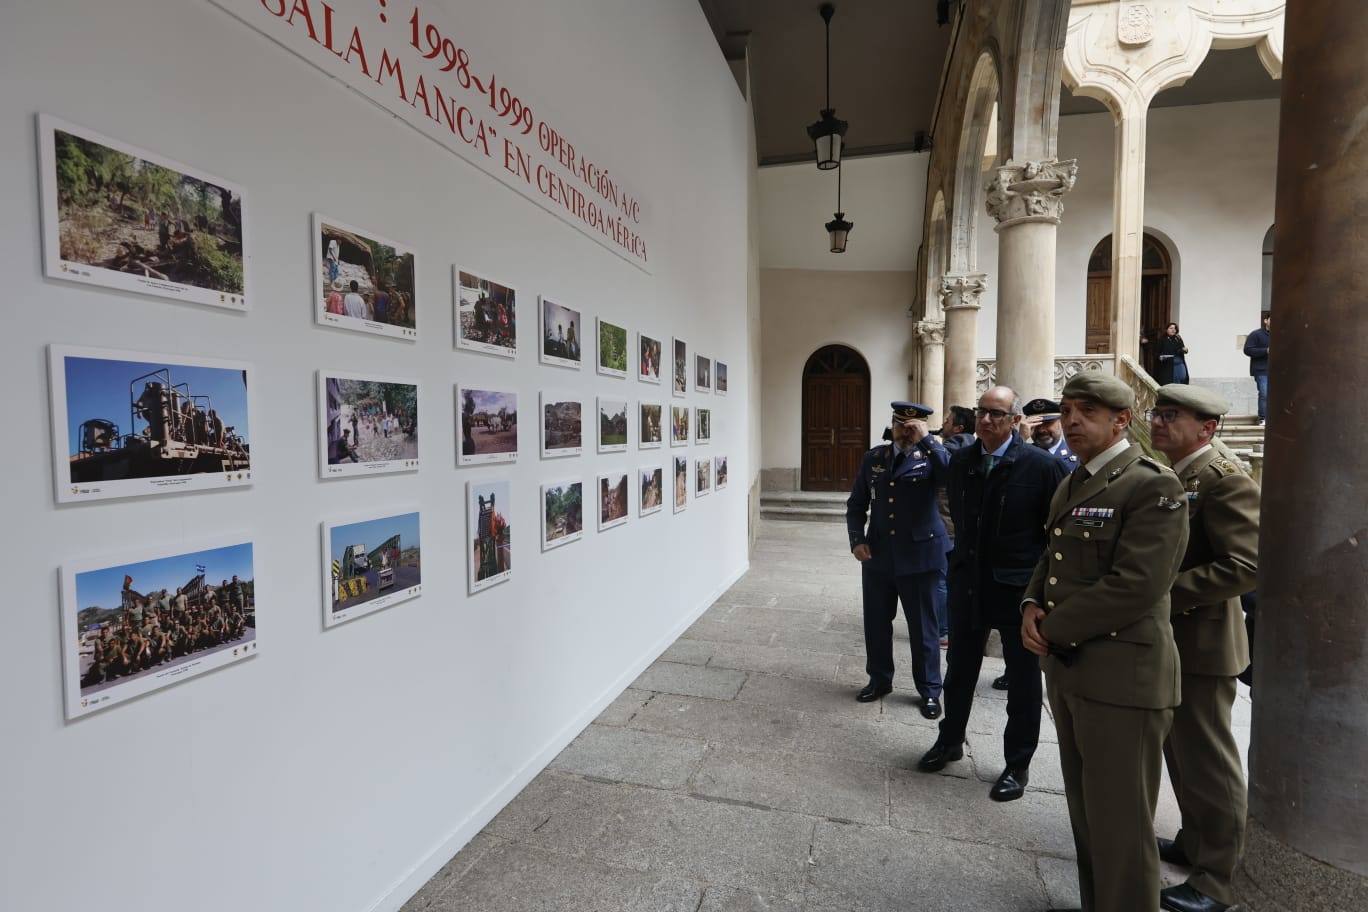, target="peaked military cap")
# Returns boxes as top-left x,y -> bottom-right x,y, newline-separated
1022,397 -> 1062,419
1155,383 -> 1230,419
891,401 -> 935,420
1060,372 -> 1135,409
